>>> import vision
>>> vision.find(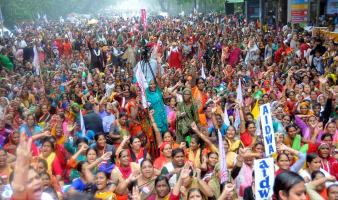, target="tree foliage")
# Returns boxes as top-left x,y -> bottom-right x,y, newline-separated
0,0 -> 112,27
0,0 -> 225,27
